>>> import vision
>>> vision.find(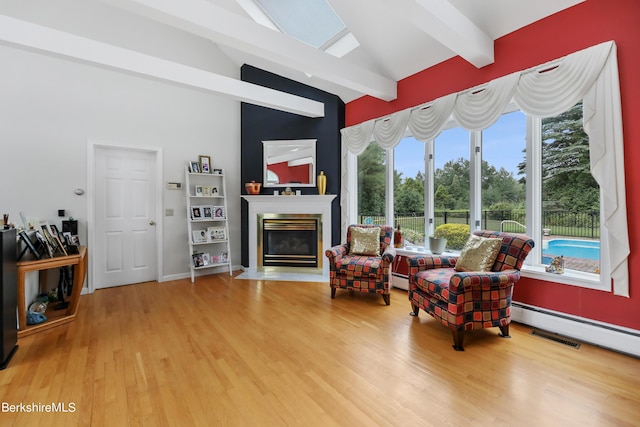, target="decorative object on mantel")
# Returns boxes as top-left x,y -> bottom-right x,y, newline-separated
317,171 -> 327,195
545,255 -> 565,274
245,181 -> 261,195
